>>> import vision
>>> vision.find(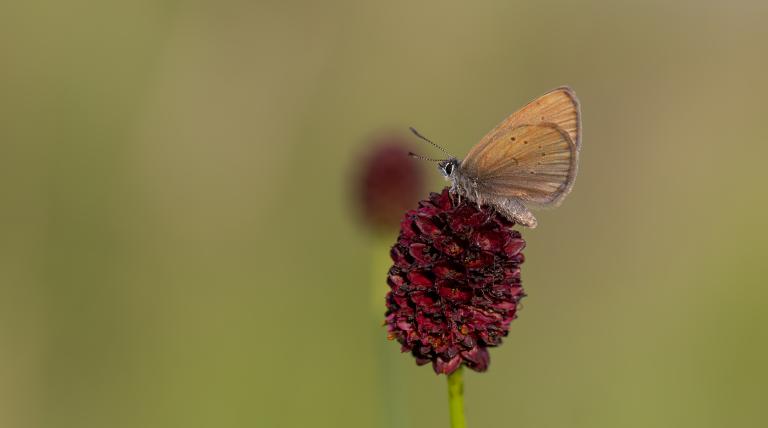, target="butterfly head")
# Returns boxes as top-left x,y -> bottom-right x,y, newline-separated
408,128 -> 459,179
438,158 -> 460,178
